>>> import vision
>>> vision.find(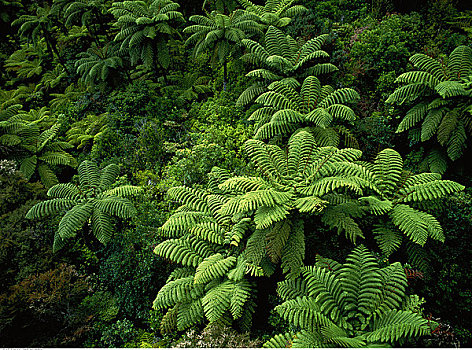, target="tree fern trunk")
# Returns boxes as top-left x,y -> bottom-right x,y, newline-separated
41,23 -> 71,75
